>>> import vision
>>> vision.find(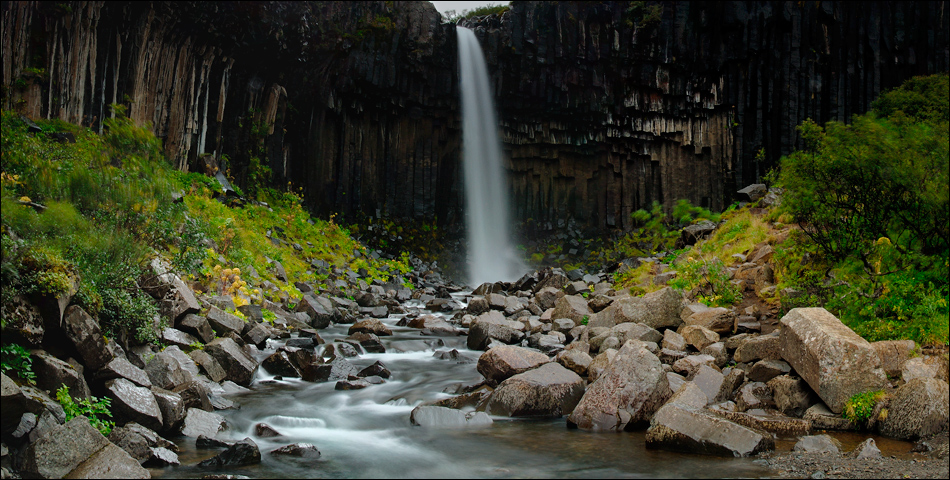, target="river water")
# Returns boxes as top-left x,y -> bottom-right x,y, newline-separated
149,296 -> 779,479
